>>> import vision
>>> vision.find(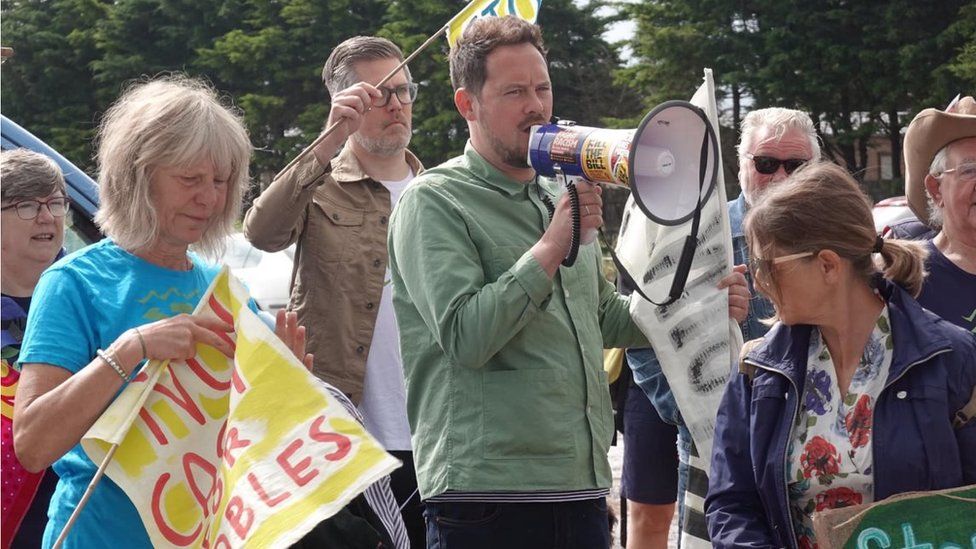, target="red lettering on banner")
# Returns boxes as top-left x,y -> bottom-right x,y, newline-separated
231,366 -> 247,394
309,416 -> 351,461
208,295 -> 234,326
247,472 -> 291,507
151,473 -> 202,546
152,364 -> 207,425
211,477 -> 223,515
139,408 -> 170,445
213,534 -> 232,549
277,438 -> 319,486
185,358 -> 230,392
224,496 -> 254,539
183,452 -> 218,517
221,427 -> 251,468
